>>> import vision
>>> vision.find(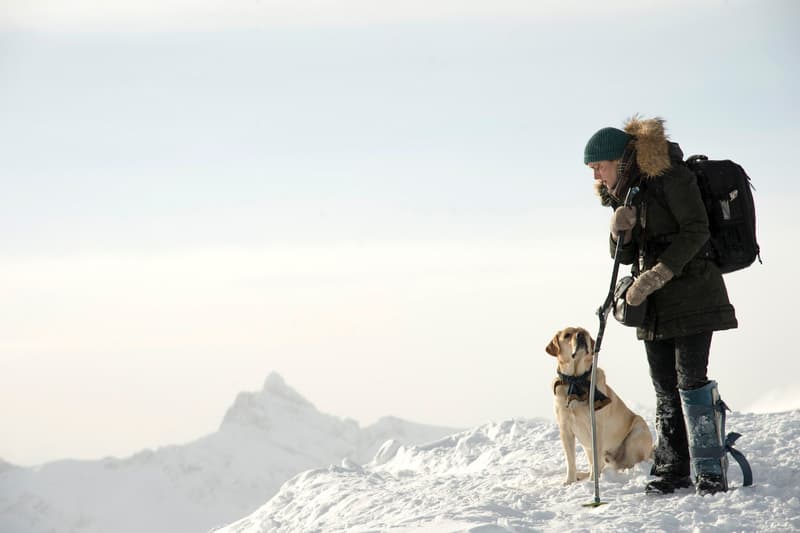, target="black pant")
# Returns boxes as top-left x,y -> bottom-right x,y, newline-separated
644,331 -> 712,477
